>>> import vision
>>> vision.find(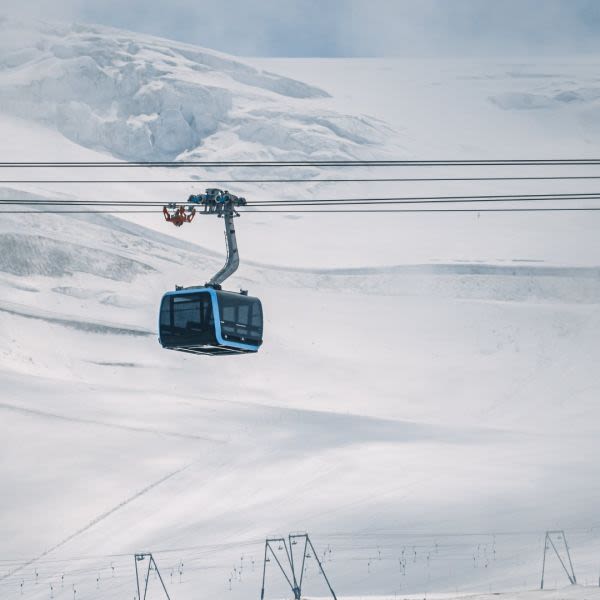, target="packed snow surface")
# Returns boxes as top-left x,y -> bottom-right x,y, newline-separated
0,16 -> 599,600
